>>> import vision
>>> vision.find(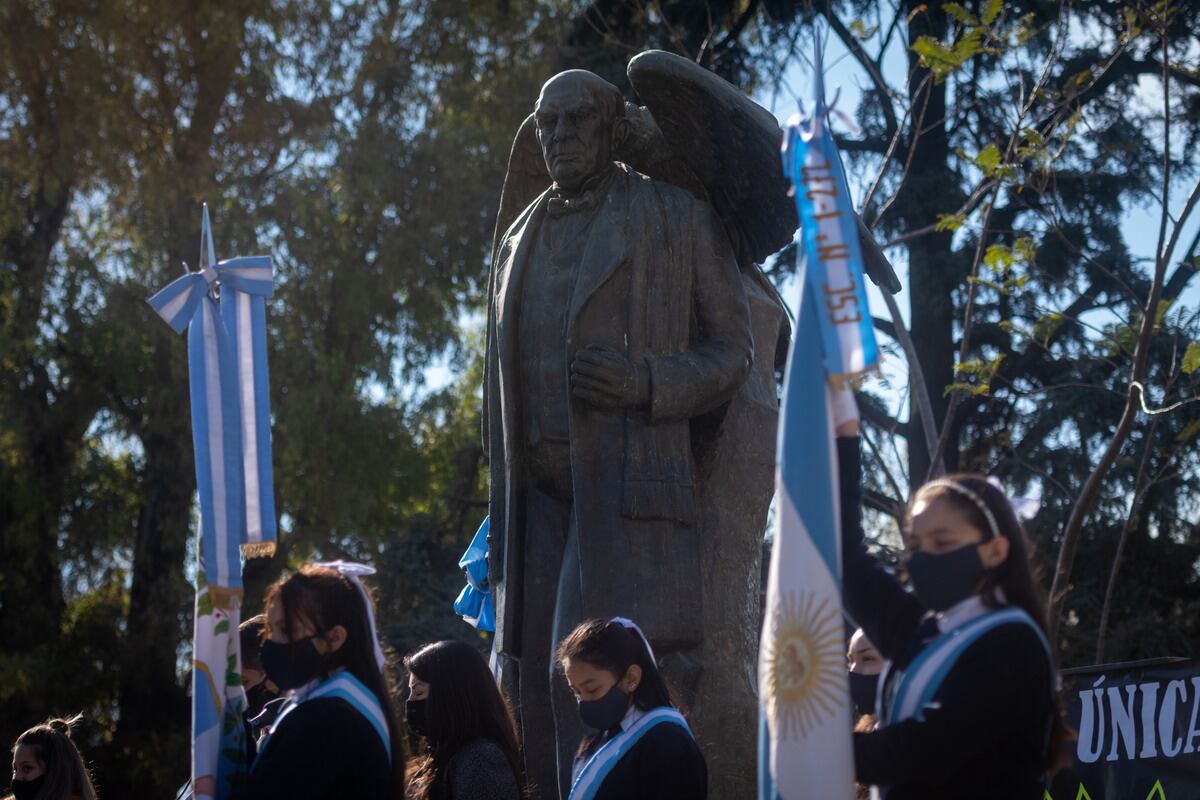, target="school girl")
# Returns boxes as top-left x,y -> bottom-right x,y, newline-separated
403,640 -> 523,800
230,562 -> 405,800
7,715 -> 97,800
836,406 -> 1069,798
556,618 -> 706,800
